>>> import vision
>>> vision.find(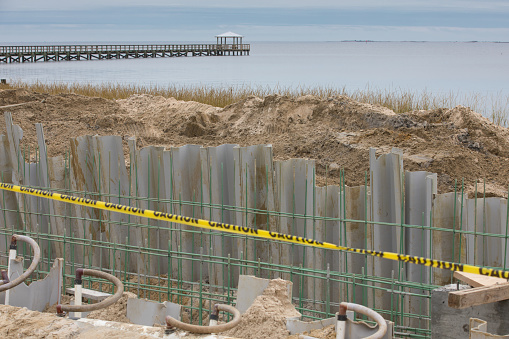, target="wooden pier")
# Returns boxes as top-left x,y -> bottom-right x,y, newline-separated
0,43 -> 250,63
